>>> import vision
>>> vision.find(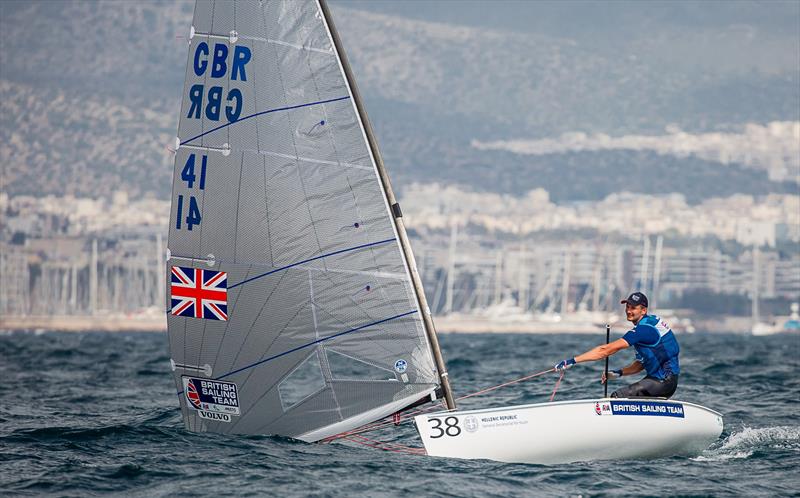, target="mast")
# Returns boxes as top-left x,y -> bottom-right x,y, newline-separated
640,236 -> 650,295
90,238 -> 98,316
652,235 -> 663,309
560,251 -> 571,316
591,256 -> 601,312
317,0 -> 456,410
752,246 -> 760,324
493,250 -> 503,305
518,244 -> 527,310
70,263 -> 77,313
445,222 -> 457,315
